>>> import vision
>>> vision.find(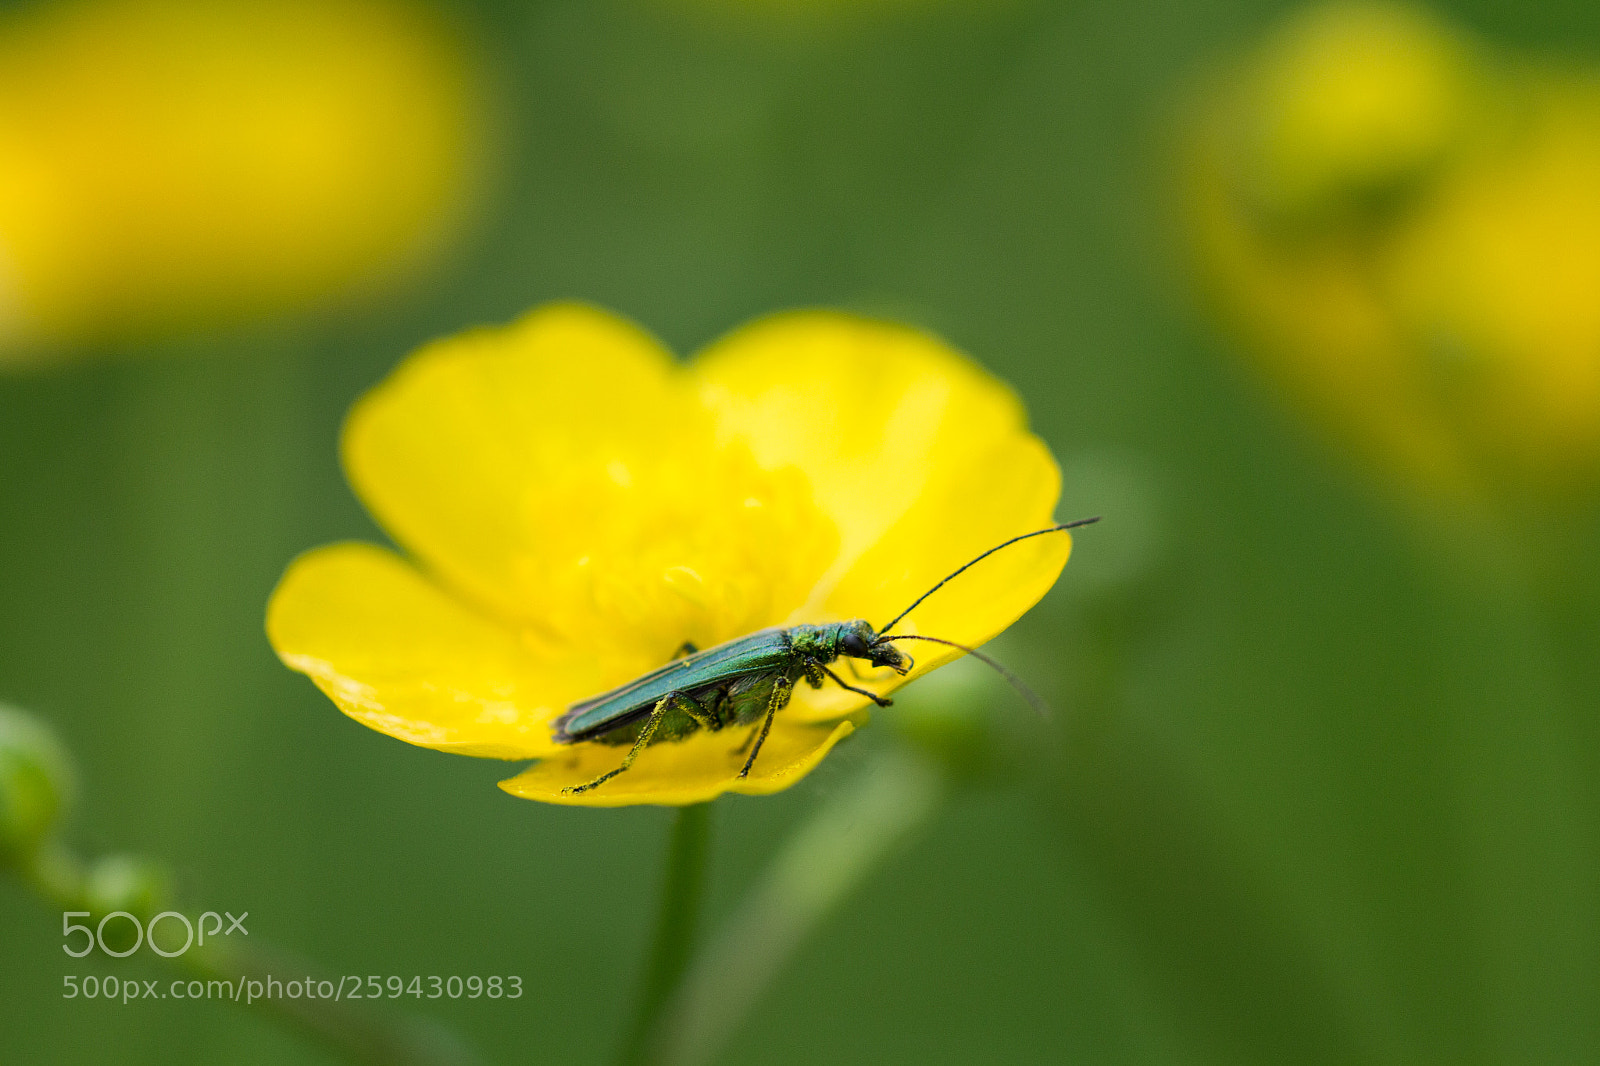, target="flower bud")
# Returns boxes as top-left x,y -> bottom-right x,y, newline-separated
889,656 -> 1020,785
0,704 -> 75,866
84,854 -> 169,918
